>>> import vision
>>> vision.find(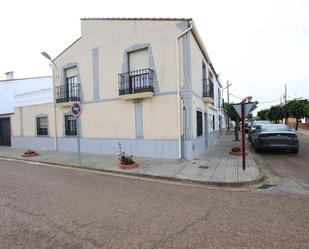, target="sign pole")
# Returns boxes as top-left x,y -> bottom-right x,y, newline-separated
77,116 -> 81,166
241,102 -> 246,170
71,102 -> 82,167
